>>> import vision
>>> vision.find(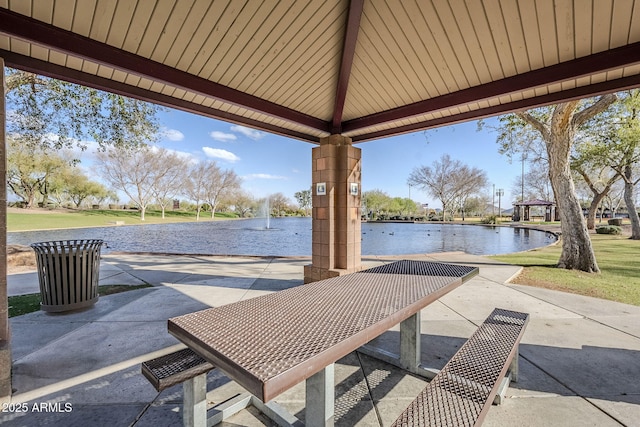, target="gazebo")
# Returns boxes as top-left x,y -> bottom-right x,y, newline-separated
3,0 -> 640,401
513,199 -> 559,222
